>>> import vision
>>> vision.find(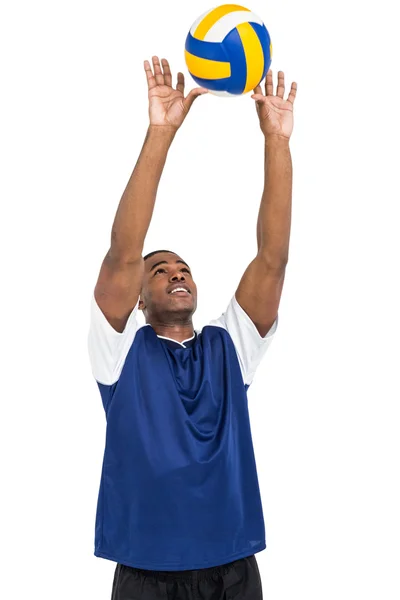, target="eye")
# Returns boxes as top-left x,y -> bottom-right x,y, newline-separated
154,268 -> 166,275
182,268 -> 191,275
